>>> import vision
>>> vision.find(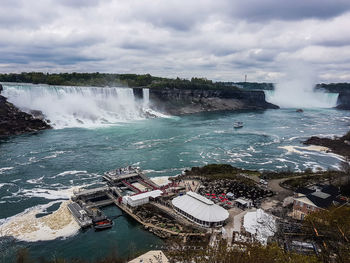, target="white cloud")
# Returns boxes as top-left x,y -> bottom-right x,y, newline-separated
0,0 -> 349,83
